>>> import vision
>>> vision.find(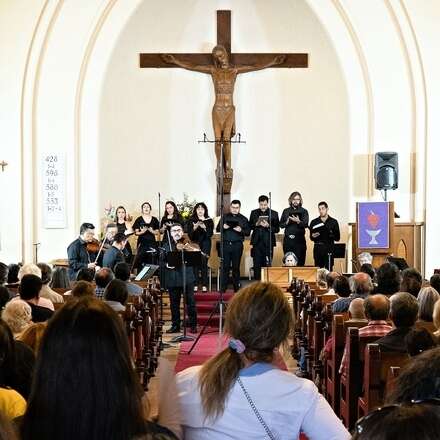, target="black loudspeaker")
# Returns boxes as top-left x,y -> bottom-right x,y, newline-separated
375,151 -> 398,190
